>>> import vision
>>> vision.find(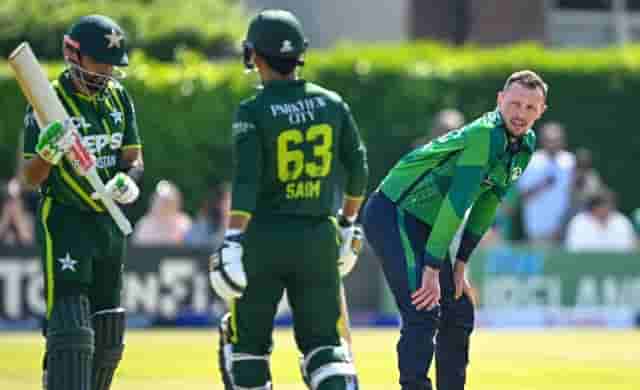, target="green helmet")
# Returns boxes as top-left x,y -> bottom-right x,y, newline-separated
64,14 -> 128,66
63,15 -> 128,94
243,9 -> 308,70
